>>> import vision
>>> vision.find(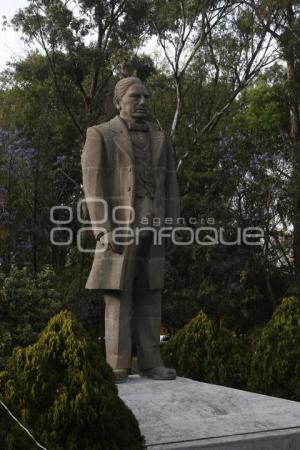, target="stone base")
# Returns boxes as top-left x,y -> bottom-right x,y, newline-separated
118,375 -> 300,449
